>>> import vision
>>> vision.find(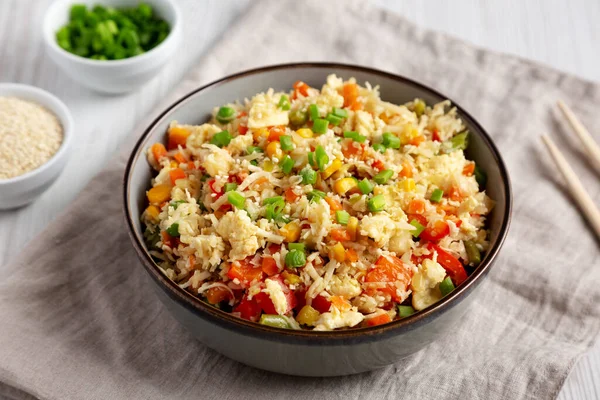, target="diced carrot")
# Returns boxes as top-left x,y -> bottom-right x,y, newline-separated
409,135 -> 425,146
330,296 -> 351,312
227,260 -> 264,287
205,286 -> 232,304
341,139 -> 364,158
252,176 -> 269,188
268,126 -> 286,142
173,153 -> 186,164
169,168 -> 186,185
448,186 -> 462,202
238,124 -> 249,135
463,162 -> 475,176
285,187 -> 300,203
420,220 -> 450,242
407,199 -> 426,214
349,102 -> 363,111
345,248 -> 359,262
237,111 -> 248,118
342,83 -> 359,108
161,231 -> 173,248
261,257 -> 279,276
366,256 -> 412,302
372,159 -> 385,171
324,197 -> 343,214
432,129 -> 441,142
151,143 -> 167,161
167,126 -> 191,150
187,161 -> 196,170
292,81 -> 310,99
147,184 -> 171,204
400,160 -> 413,178
330,228 -> 351,242
366,313 -> 392,327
